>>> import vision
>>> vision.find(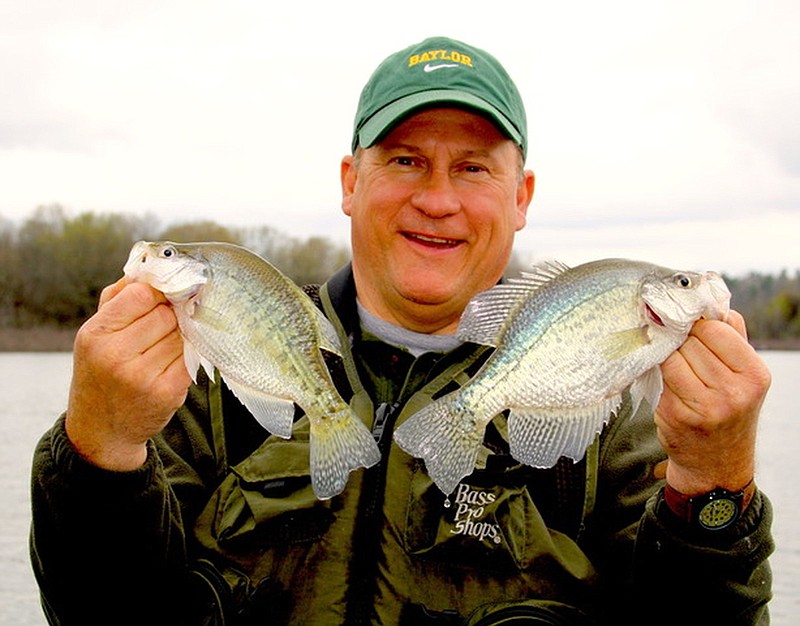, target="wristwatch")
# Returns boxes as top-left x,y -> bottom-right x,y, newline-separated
663,481 -> 756,531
